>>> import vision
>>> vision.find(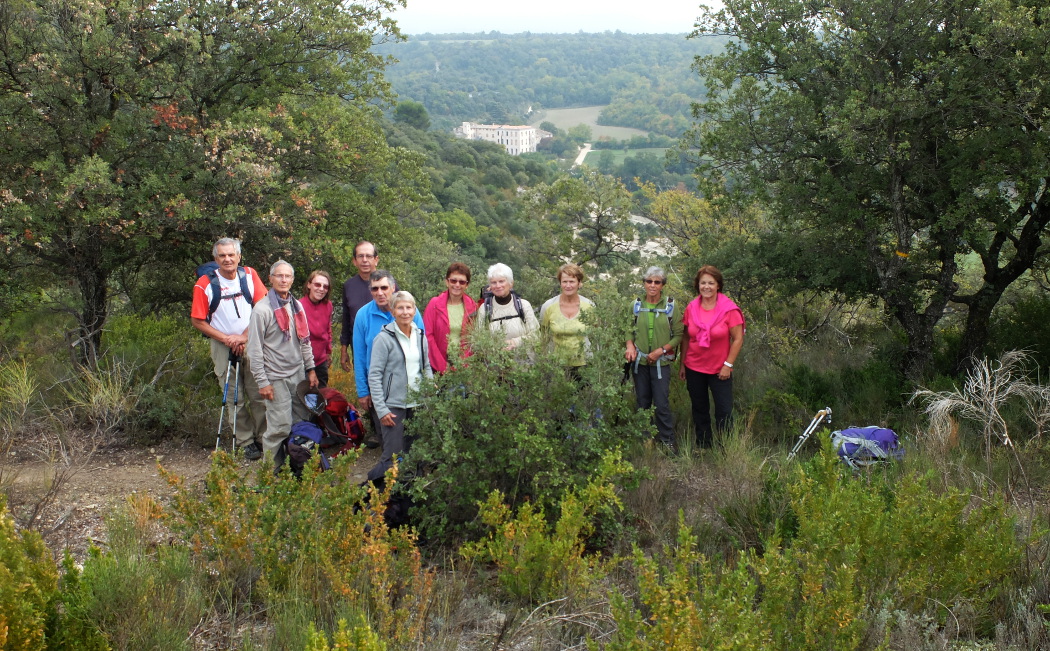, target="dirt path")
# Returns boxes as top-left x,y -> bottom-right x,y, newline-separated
6,437 -> 381,559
